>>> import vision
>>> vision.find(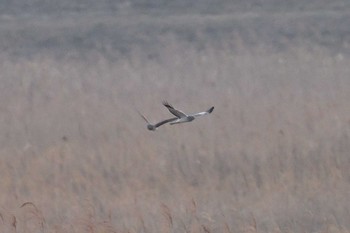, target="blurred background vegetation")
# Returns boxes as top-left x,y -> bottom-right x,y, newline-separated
0,1 -> 349,232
